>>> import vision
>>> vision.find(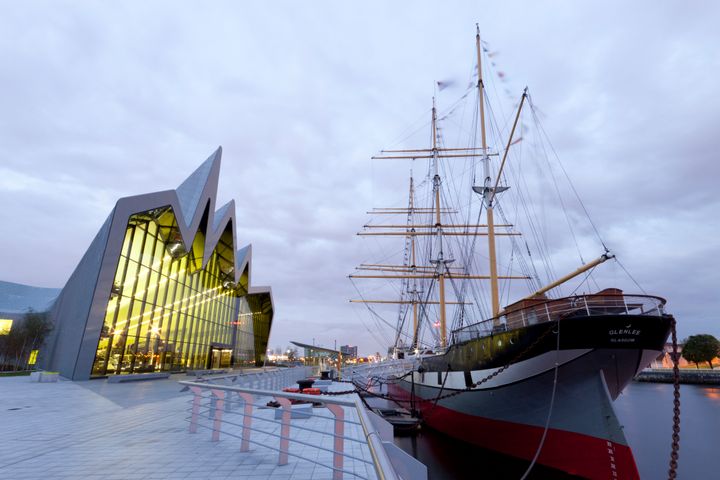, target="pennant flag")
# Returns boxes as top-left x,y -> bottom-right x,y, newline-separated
437,80 -> 457,91
510,136 -> 523,146
488,51 -> 499,58
497,71 -> 506,79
